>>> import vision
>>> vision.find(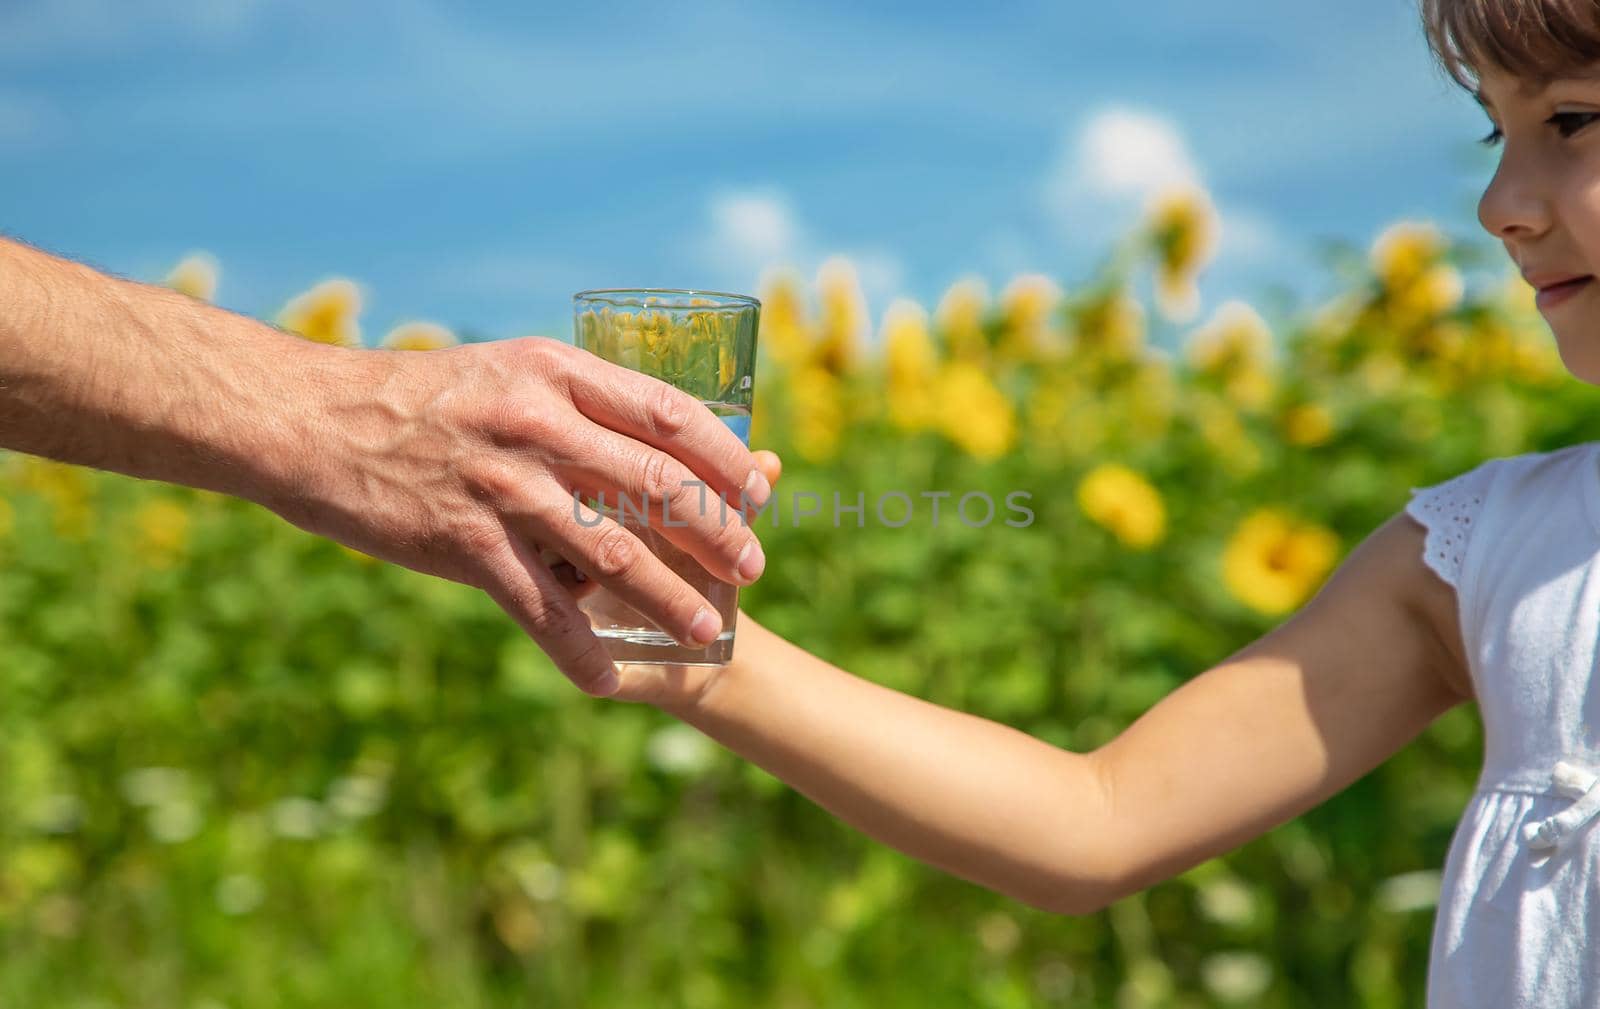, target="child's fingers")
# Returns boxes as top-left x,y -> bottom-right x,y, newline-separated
752,449 -> 783,489
608,662 -> 713,708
